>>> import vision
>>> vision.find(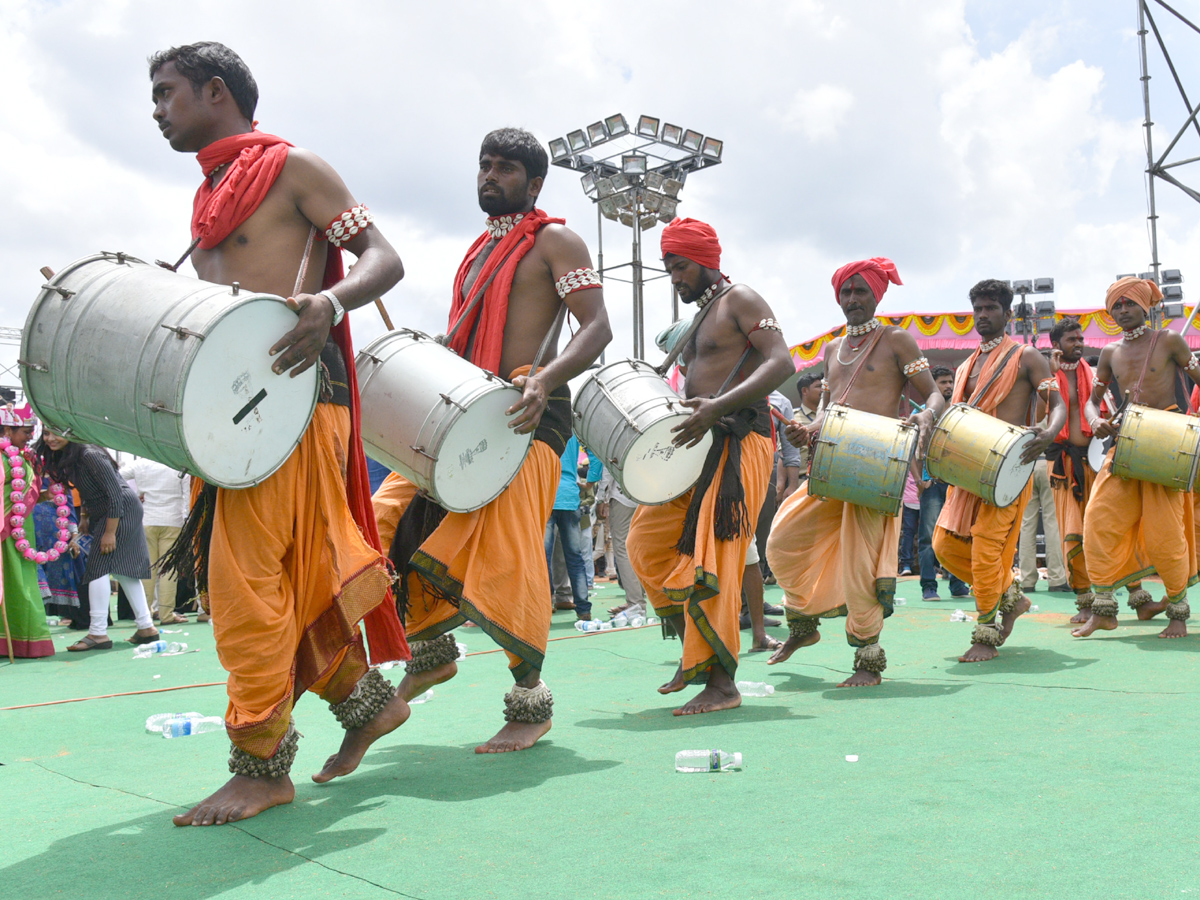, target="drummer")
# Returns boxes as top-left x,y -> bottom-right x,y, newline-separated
627,217 -> 793,715
1073,277 -> 1200,639
766,258 -> 945,686
373,127 -> 611,753
931,280 -> 1065,662
150,42 -> 410,826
